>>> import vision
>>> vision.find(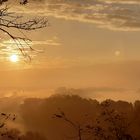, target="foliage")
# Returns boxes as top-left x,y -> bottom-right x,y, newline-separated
54,100 -> 135,140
